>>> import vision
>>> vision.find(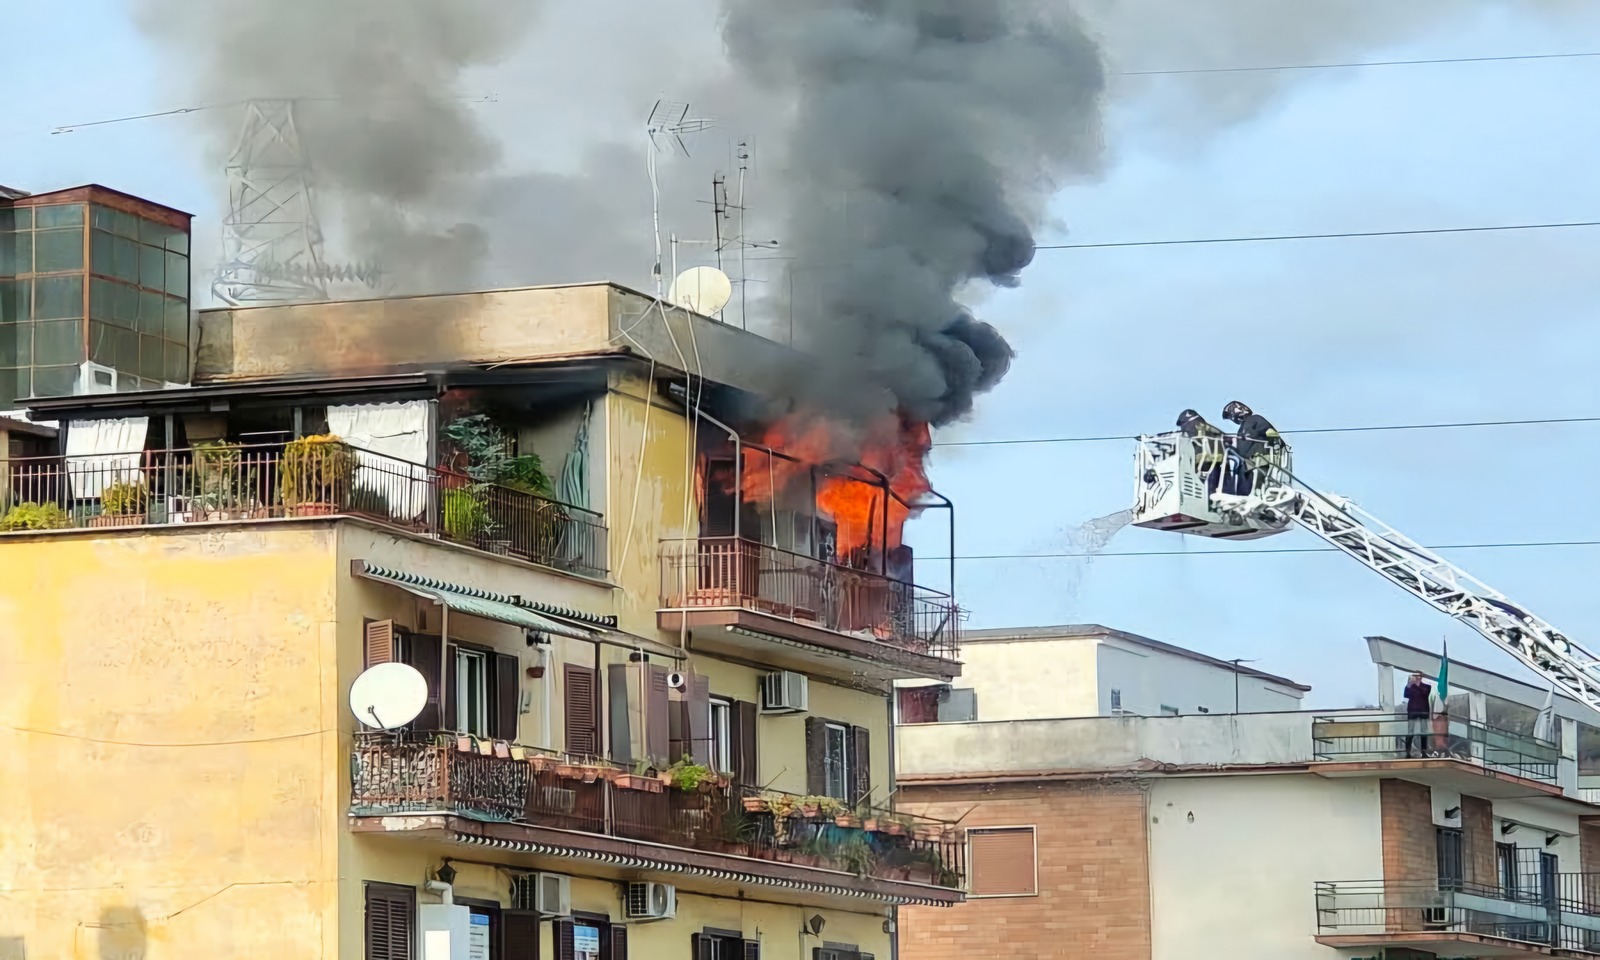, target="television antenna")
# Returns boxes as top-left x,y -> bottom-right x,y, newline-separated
645,99 -> 714,297
349,661 -> 429,730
